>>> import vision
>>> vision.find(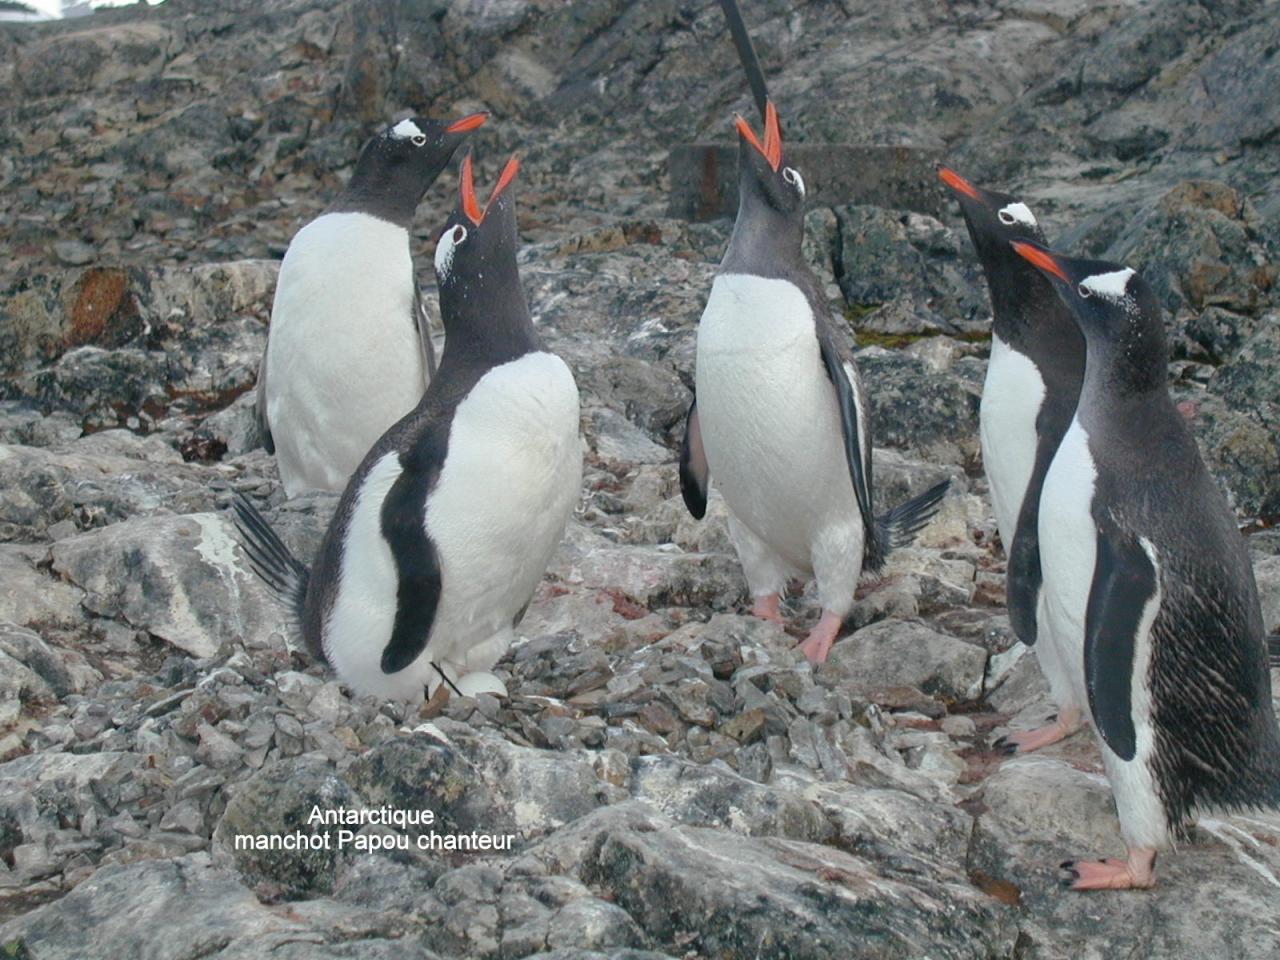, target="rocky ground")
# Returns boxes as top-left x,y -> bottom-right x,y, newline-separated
1,1 -> 1279,958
